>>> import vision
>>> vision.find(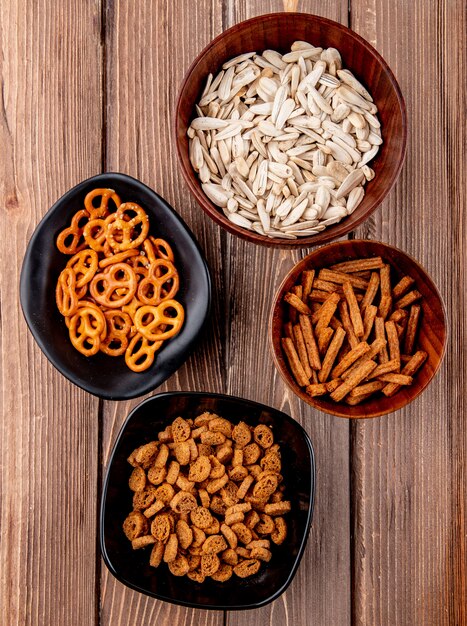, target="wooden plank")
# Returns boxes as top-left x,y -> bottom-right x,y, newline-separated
350,1 -> 466,624
100,1 -> 225,624
222,2 -> 351,626
0,1 -> 102,625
